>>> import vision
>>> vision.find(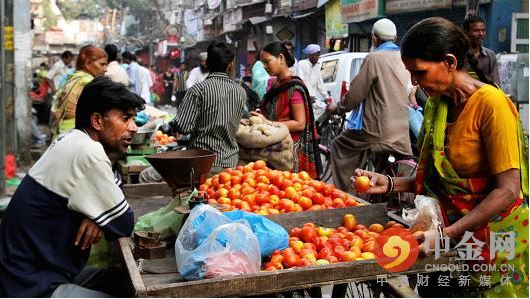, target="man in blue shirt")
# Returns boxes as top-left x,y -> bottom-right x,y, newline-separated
0,77 -> 145,297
